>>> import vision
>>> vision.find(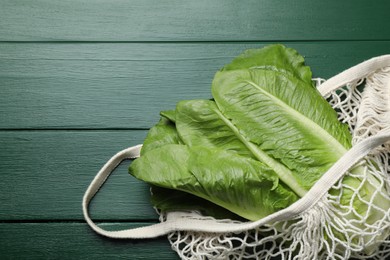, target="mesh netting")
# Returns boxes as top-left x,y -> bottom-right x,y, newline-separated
159,67 -> 390,260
